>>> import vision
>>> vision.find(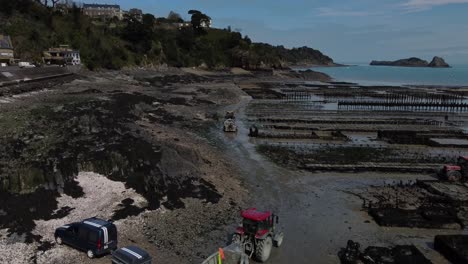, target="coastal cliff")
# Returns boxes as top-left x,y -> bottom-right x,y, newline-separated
370,56 -> 450,68
0,1 -> 334,70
